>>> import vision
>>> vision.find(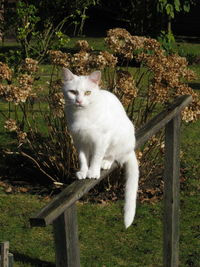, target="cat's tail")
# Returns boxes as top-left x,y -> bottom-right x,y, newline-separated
124,151 -> 139,229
